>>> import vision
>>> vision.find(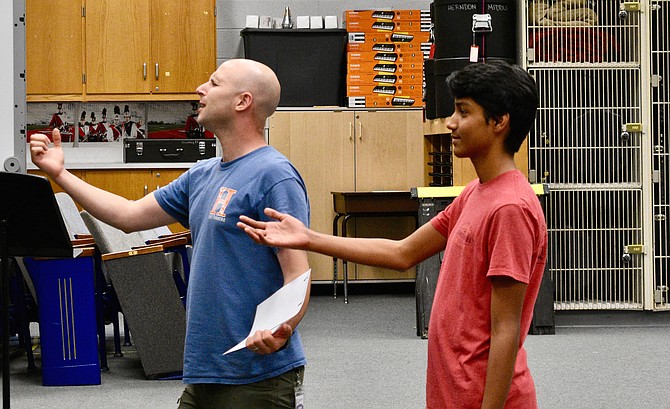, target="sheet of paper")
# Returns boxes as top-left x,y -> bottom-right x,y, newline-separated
223,269 -> 311,355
